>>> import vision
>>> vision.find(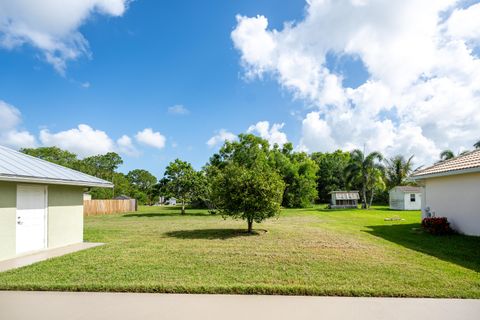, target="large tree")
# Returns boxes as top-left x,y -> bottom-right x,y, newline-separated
163,159 -> 201,214
270,143 -> 318,208
384,155 -> 414,190
311,150 -> 351,203
209,134 -> 285,232
127,169 -> 158,205
211,161 -> 284,233
345,149 -> 383,209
